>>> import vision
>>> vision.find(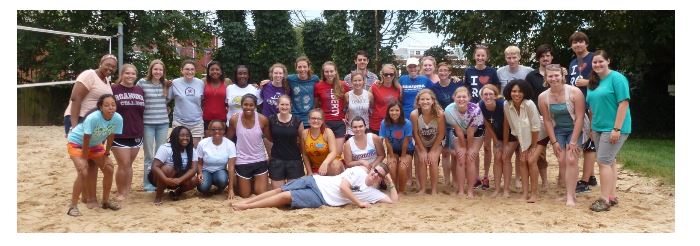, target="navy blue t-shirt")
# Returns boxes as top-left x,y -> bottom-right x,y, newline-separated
429,79 -> 463,109
567,52 -> 593,98
479,98 -> 511,140
464,66 -> 500,103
